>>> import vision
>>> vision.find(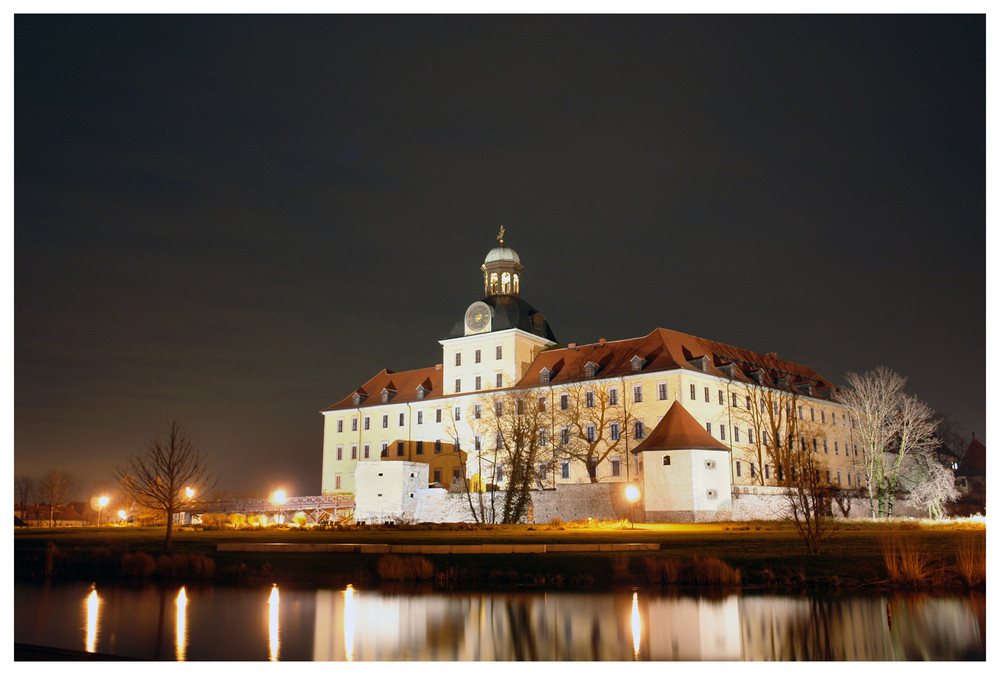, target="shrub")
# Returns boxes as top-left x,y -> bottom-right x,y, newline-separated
376,555 -> 434,581
953,534 -> 986,587
881,536 -> 934,585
